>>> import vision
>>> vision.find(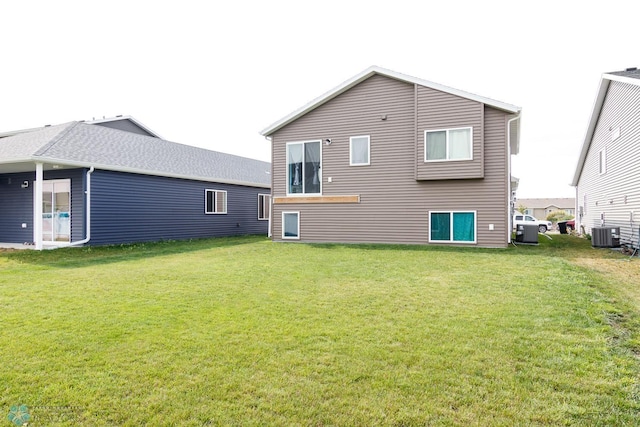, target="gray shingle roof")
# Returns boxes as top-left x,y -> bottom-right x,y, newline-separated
608,68 -> 640,79
0,122 -> 271,187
